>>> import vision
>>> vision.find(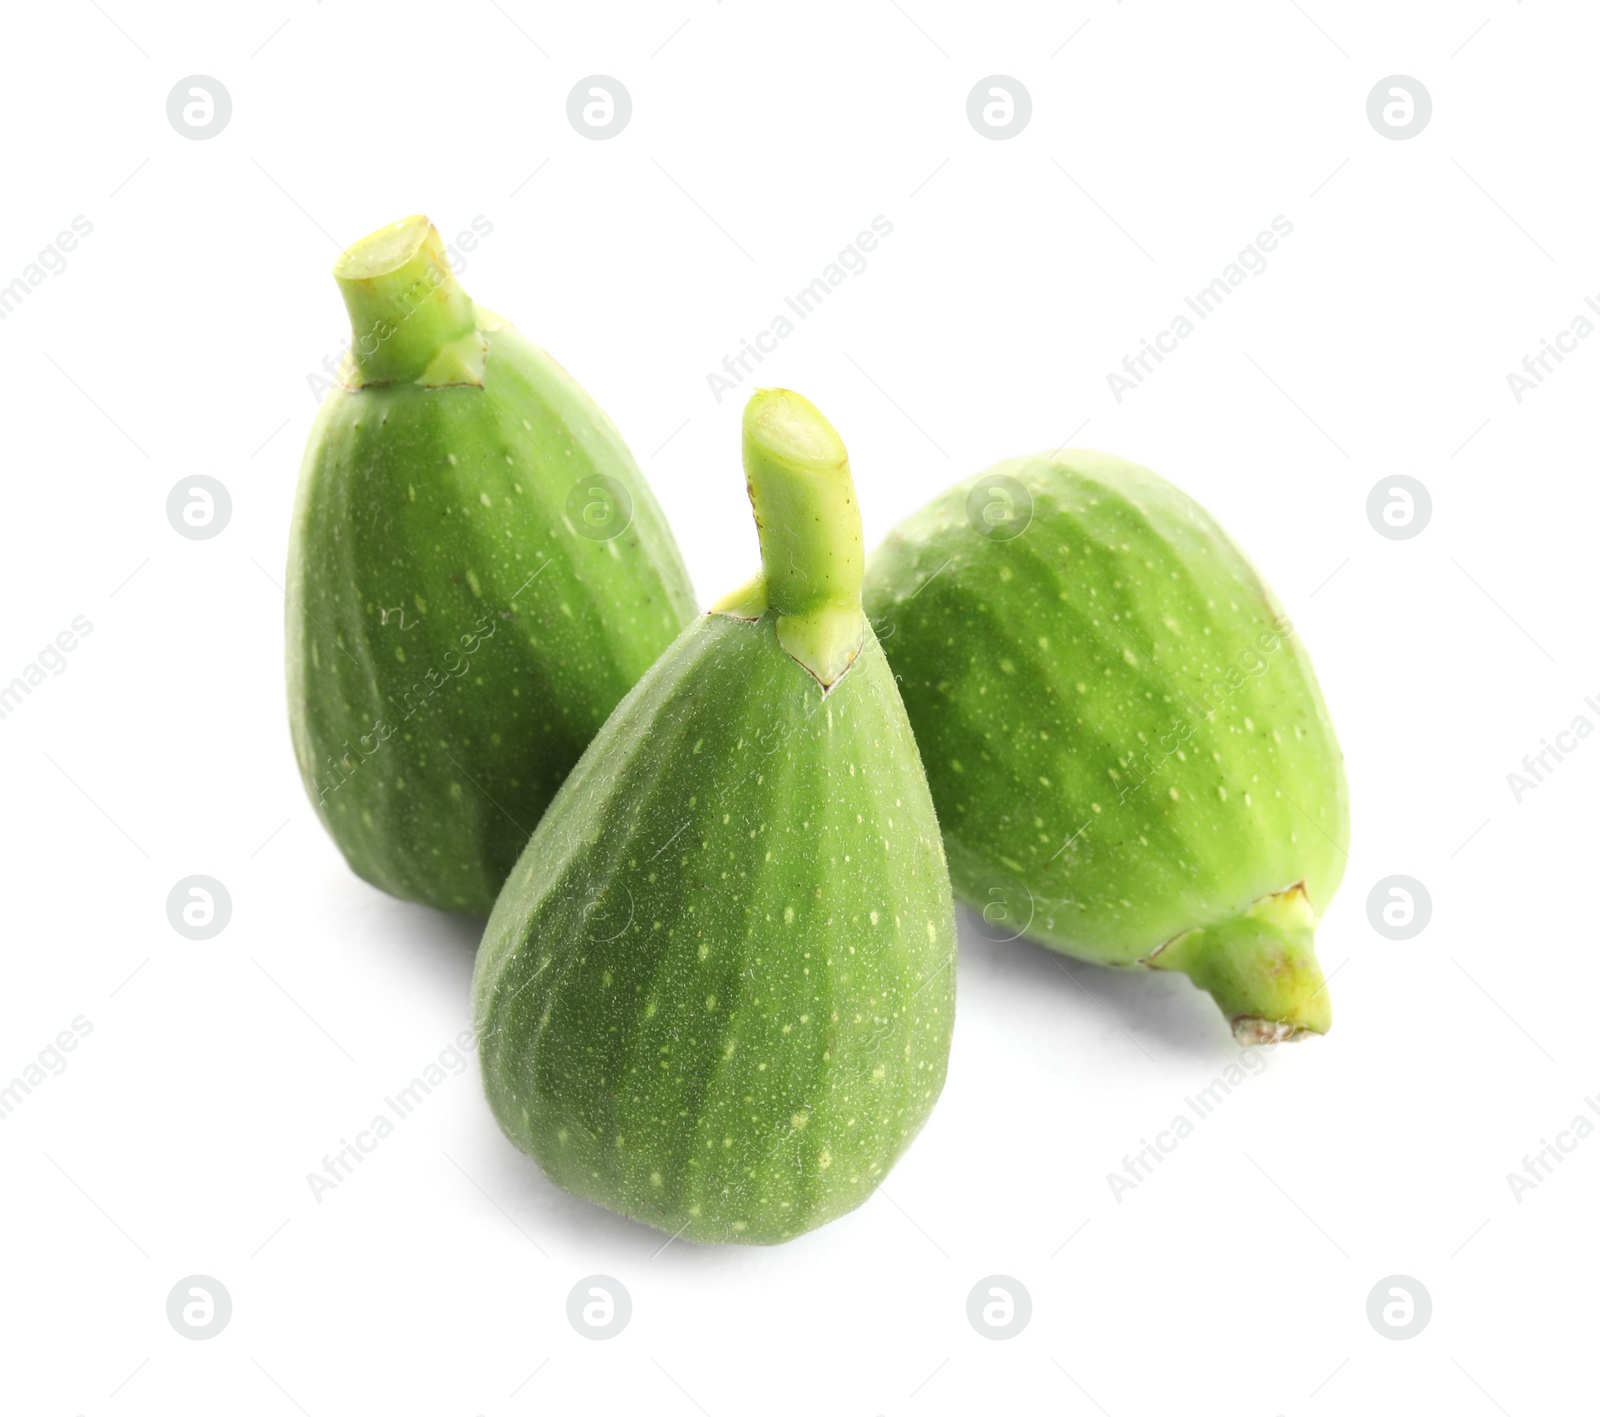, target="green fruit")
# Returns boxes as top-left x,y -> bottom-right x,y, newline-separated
287,216 -> 696,915
864,451 -> 1349,1042
474,389 -> 956,1245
